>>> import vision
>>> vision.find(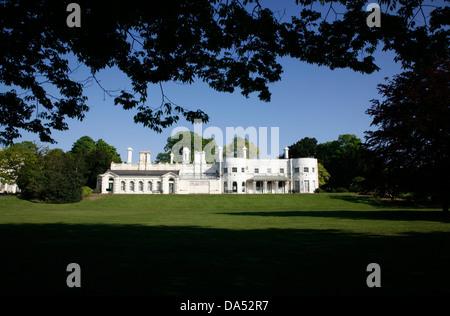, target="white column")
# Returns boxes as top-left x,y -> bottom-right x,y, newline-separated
101,177 -> 108,194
